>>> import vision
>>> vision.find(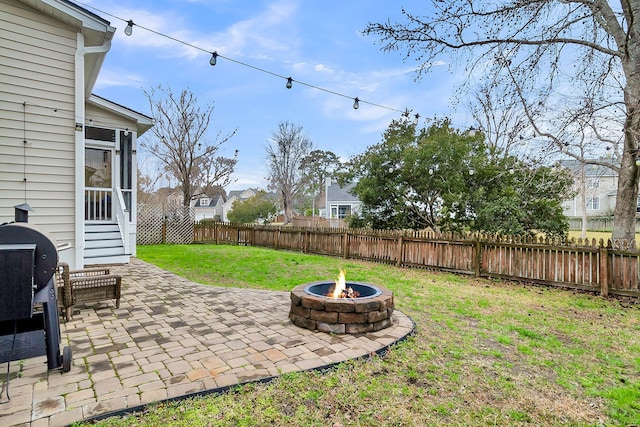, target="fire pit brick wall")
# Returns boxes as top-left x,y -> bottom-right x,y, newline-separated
289,284 -> 395,334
